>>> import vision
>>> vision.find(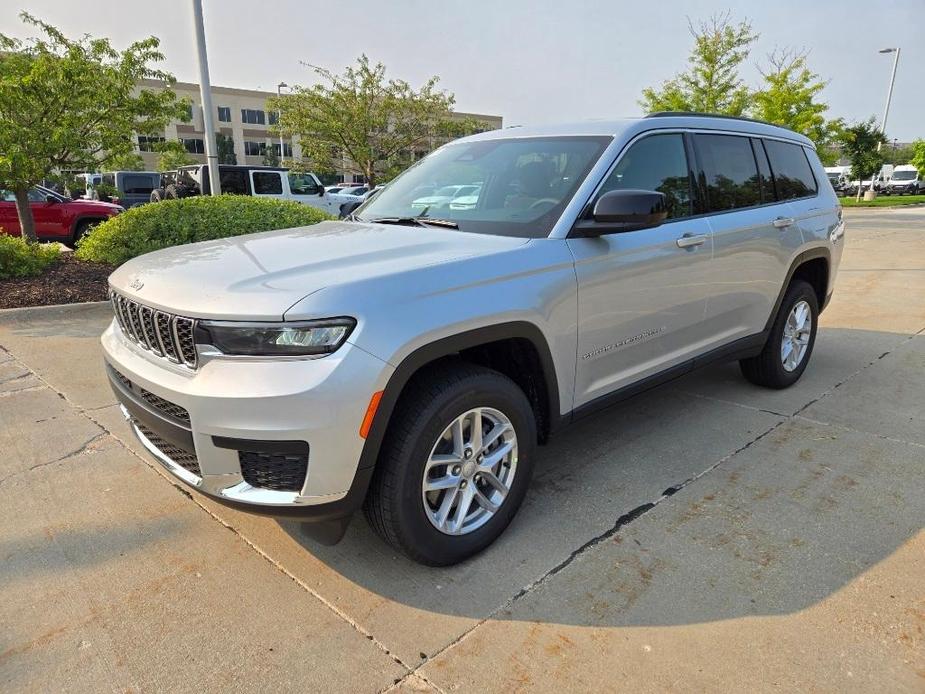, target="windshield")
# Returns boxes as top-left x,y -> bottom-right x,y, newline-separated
892,170 -> 916,180
827,173 -> 841,181
355,136 -> 611,237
